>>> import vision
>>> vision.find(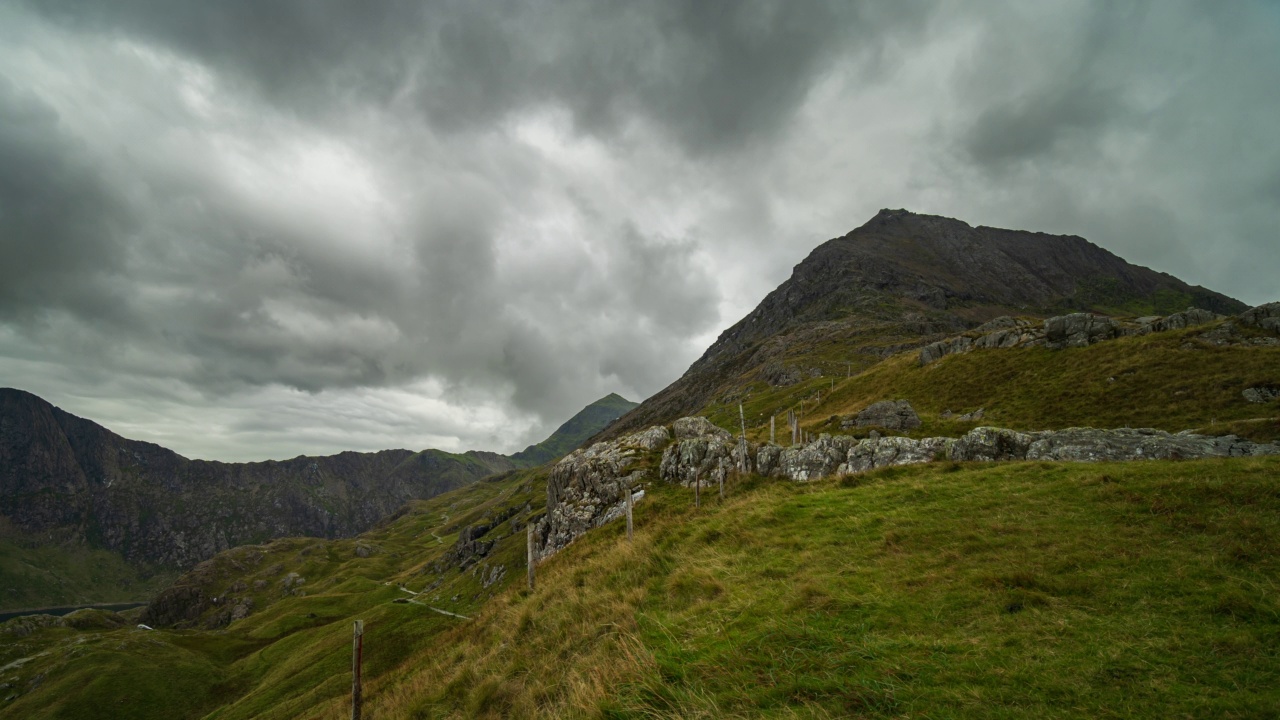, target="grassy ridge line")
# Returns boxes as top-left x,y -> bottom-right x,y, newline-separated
307,456 -> 1280,718
703,324 -> 1280,443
